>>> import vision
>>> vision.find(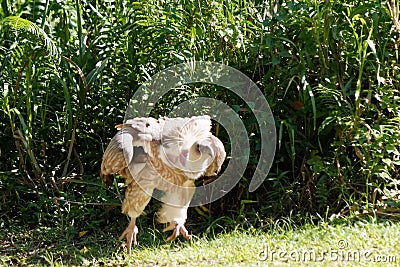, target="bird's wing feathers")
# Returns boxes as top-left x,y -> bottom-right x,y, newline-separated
101,118 -> 162,185
101,115 -> 225,185
124,117 -> 165,142
122,115 -> 212,144
100,126 -> 138,185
